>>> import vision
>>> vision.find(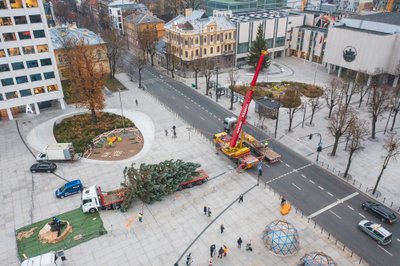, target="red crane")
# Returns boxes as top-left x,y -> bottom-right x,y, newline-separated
229,50 -> 268,148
